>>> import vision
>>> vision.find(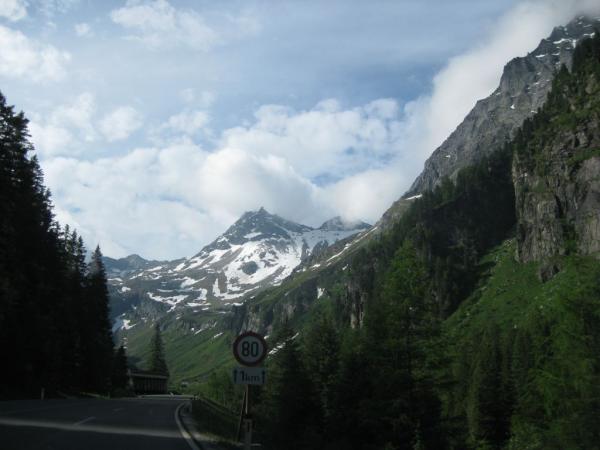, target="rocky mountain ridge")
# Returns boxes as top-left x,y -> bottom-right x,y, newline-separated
404,16 -> 599,197
513,35 -> 600,266
106,208 -> 370,328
